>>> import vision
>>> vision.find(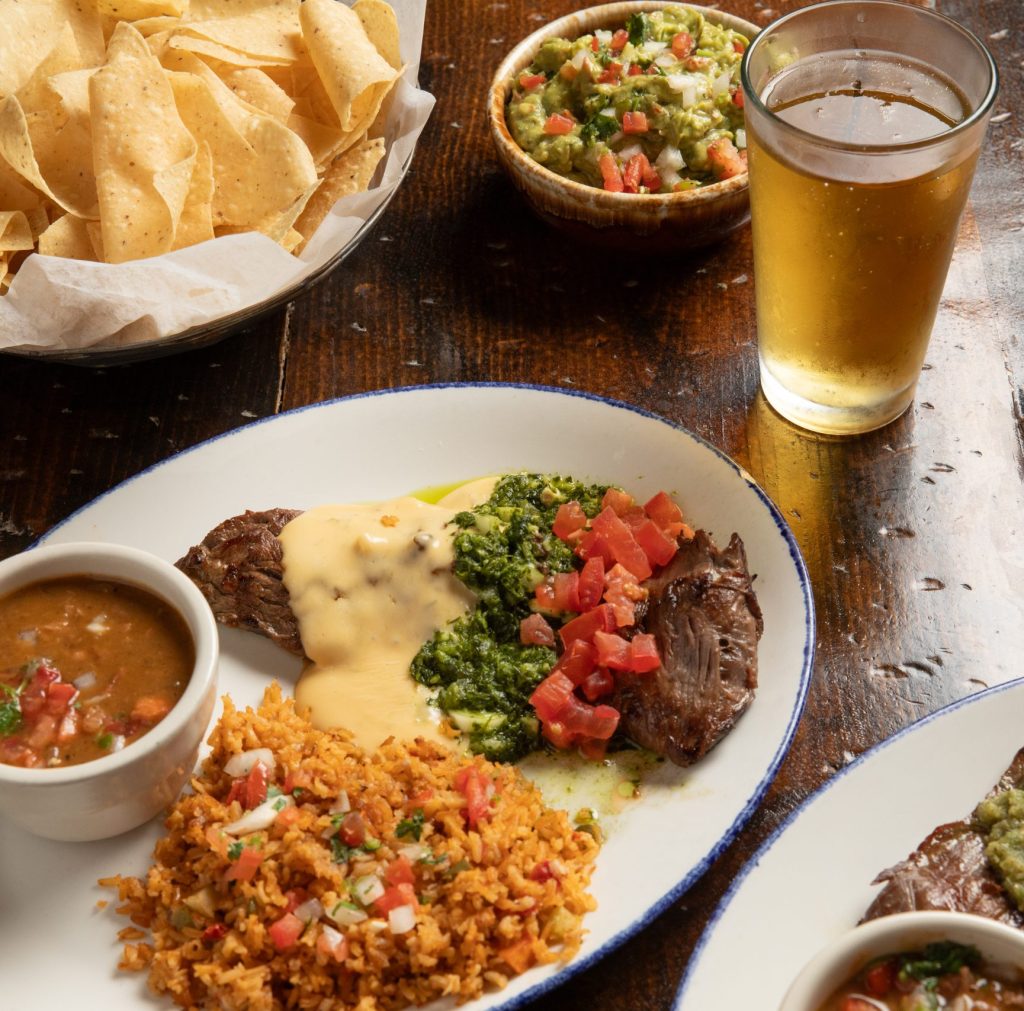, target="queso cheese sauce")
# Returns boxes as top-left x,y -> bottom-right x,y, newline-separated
280,496 -> 479,750
0,576 -> 194,768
